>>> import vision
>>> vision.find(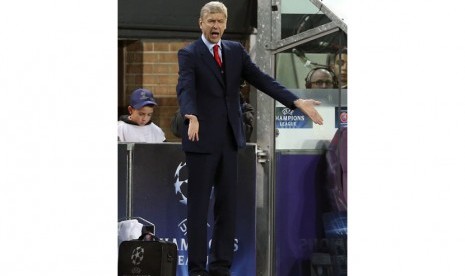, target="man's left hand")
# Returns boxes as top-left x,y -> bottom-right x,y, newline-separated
294,99 -> 324,125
